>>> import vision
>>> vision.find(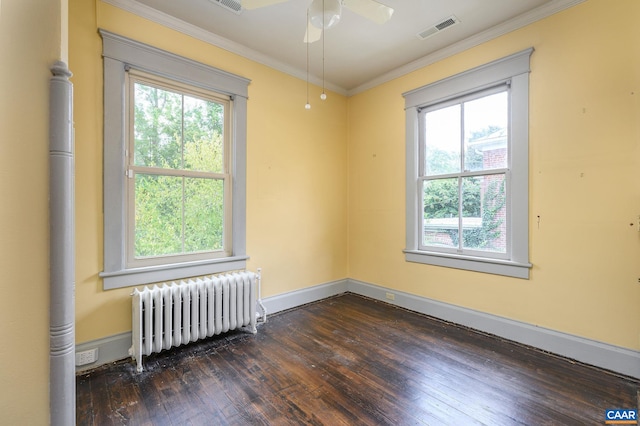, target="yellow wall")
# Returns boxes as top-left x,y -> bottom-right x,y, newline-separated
71,1 -> 348,343
348,0 -> 640,351
4,0 -> 631,422
0,0 -> 66,422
